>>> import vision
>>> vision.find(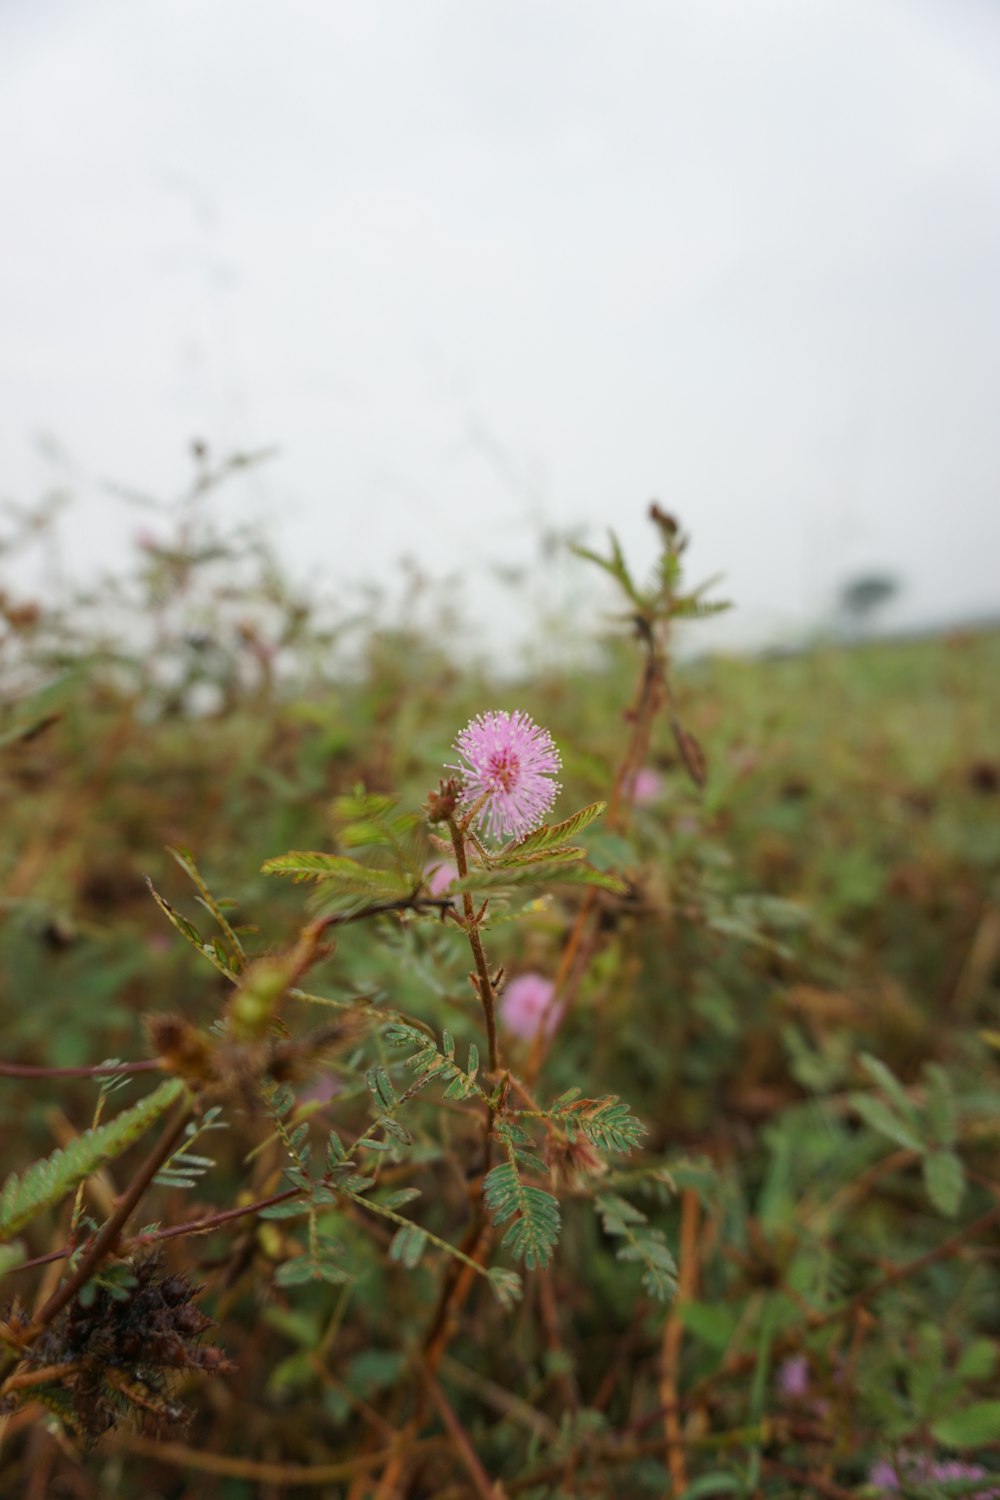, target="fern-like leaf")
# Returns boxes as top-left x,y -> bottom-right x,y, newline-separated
501,802 -> 607,859
383,1024 -> 482,1100
483,1160 -> 561,1271
556,1096 -> 646,1154
261,852 -> 409,893
596,1192 -> 677,1301
451,861 -> 625,896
